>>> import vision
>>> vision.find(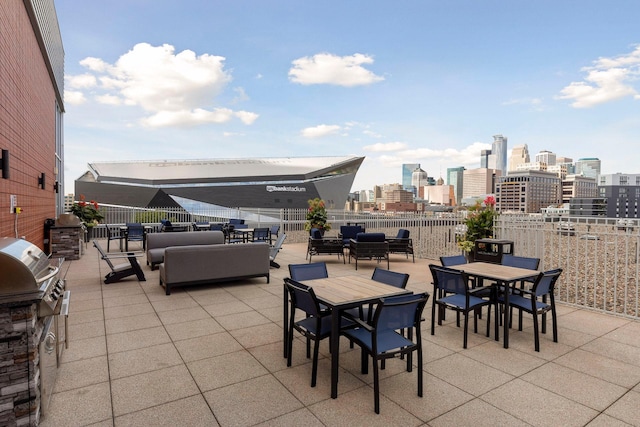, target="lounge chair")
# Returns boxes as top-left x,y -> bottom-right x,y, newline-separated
93,241 -> 146,284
